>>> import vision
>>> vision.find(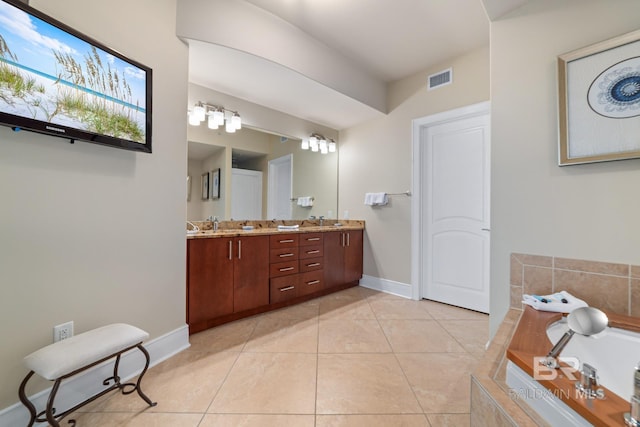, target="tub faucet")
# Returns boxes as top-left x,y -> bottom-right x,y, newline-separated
542,307 -> 608,368
575,363 -> 602,398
